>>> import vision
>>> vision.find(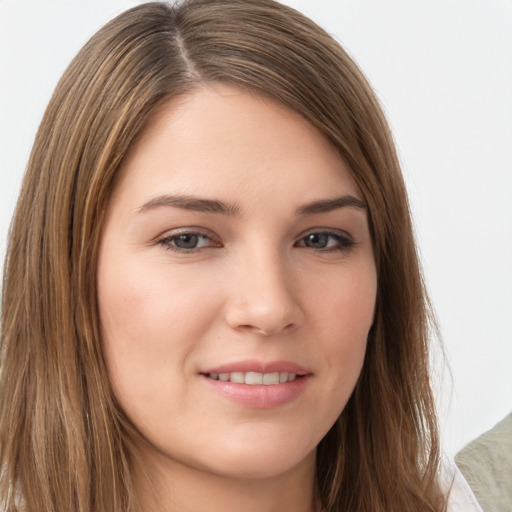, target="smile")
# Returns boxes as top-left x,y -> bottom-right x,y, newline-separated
201,361 -> 310,408
207,371 -> 297,385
